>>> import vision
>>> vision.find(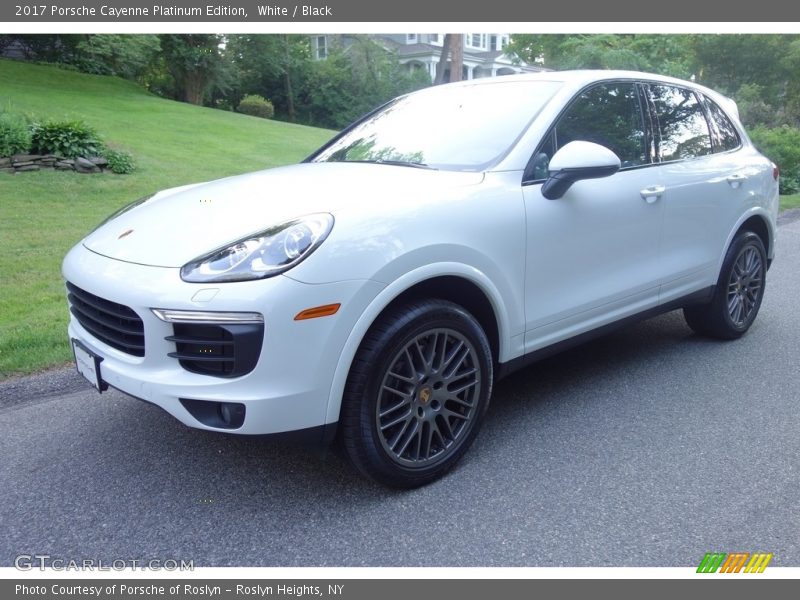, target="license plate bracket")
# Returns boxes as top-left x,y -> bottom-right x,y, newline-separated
72,339 -> 107,392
